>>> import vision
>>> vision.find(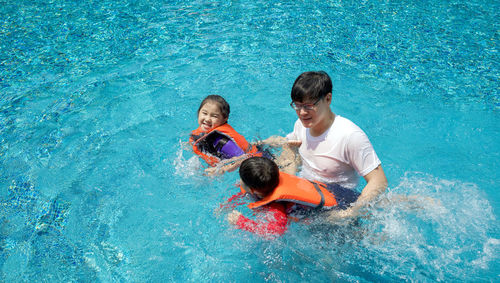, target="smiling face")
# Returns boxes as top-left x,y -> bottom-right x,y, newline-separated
197,101 -> 227,132
290,72 -> 334,135
294,93 -> 333,134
